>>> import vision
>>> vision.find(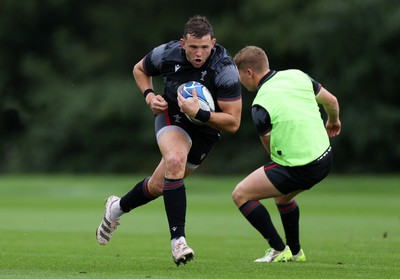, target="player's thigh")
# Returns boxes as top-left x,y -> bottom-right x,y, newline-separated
155,110 -> 192,159
158,128 -> 191,159
233,166 -> 282,206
